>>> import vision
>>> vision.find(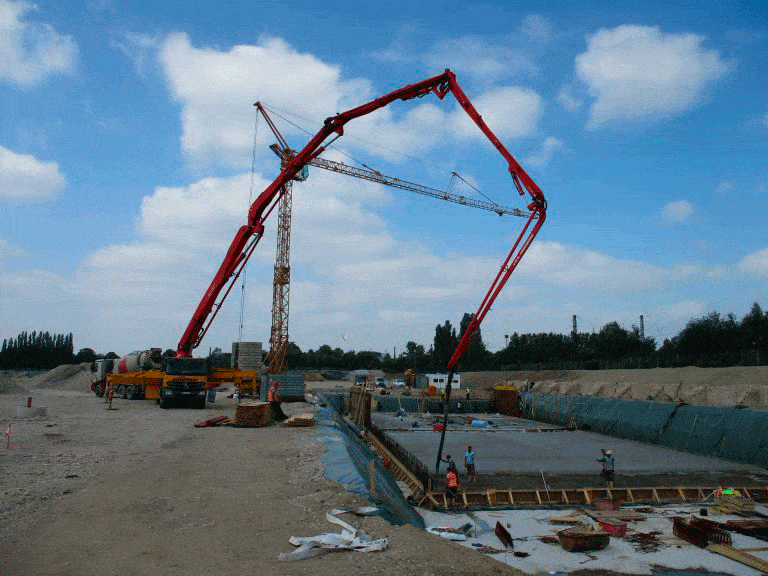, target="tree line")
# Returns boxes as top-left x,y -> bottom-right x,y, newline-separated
283,303 -> 768,372
3,303 -> 767,372
0,331 -> 75,369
